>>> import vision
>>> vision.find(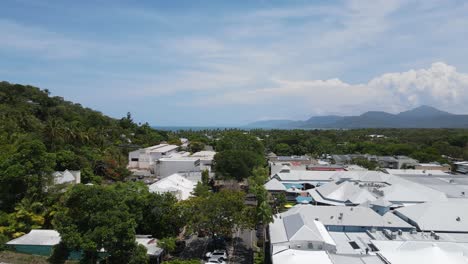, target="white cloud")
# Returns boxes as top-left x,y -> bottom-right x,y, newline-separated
195,62 -> 468,116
